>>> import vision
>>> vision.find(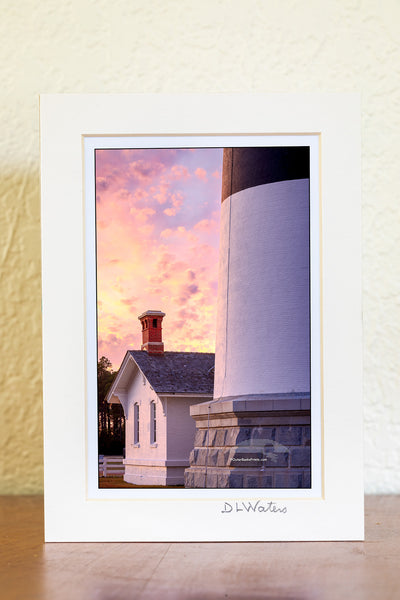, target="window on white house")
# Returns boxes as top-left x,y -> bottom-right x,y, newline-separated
134,403 -> 139,444
150,401 -> 156,444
